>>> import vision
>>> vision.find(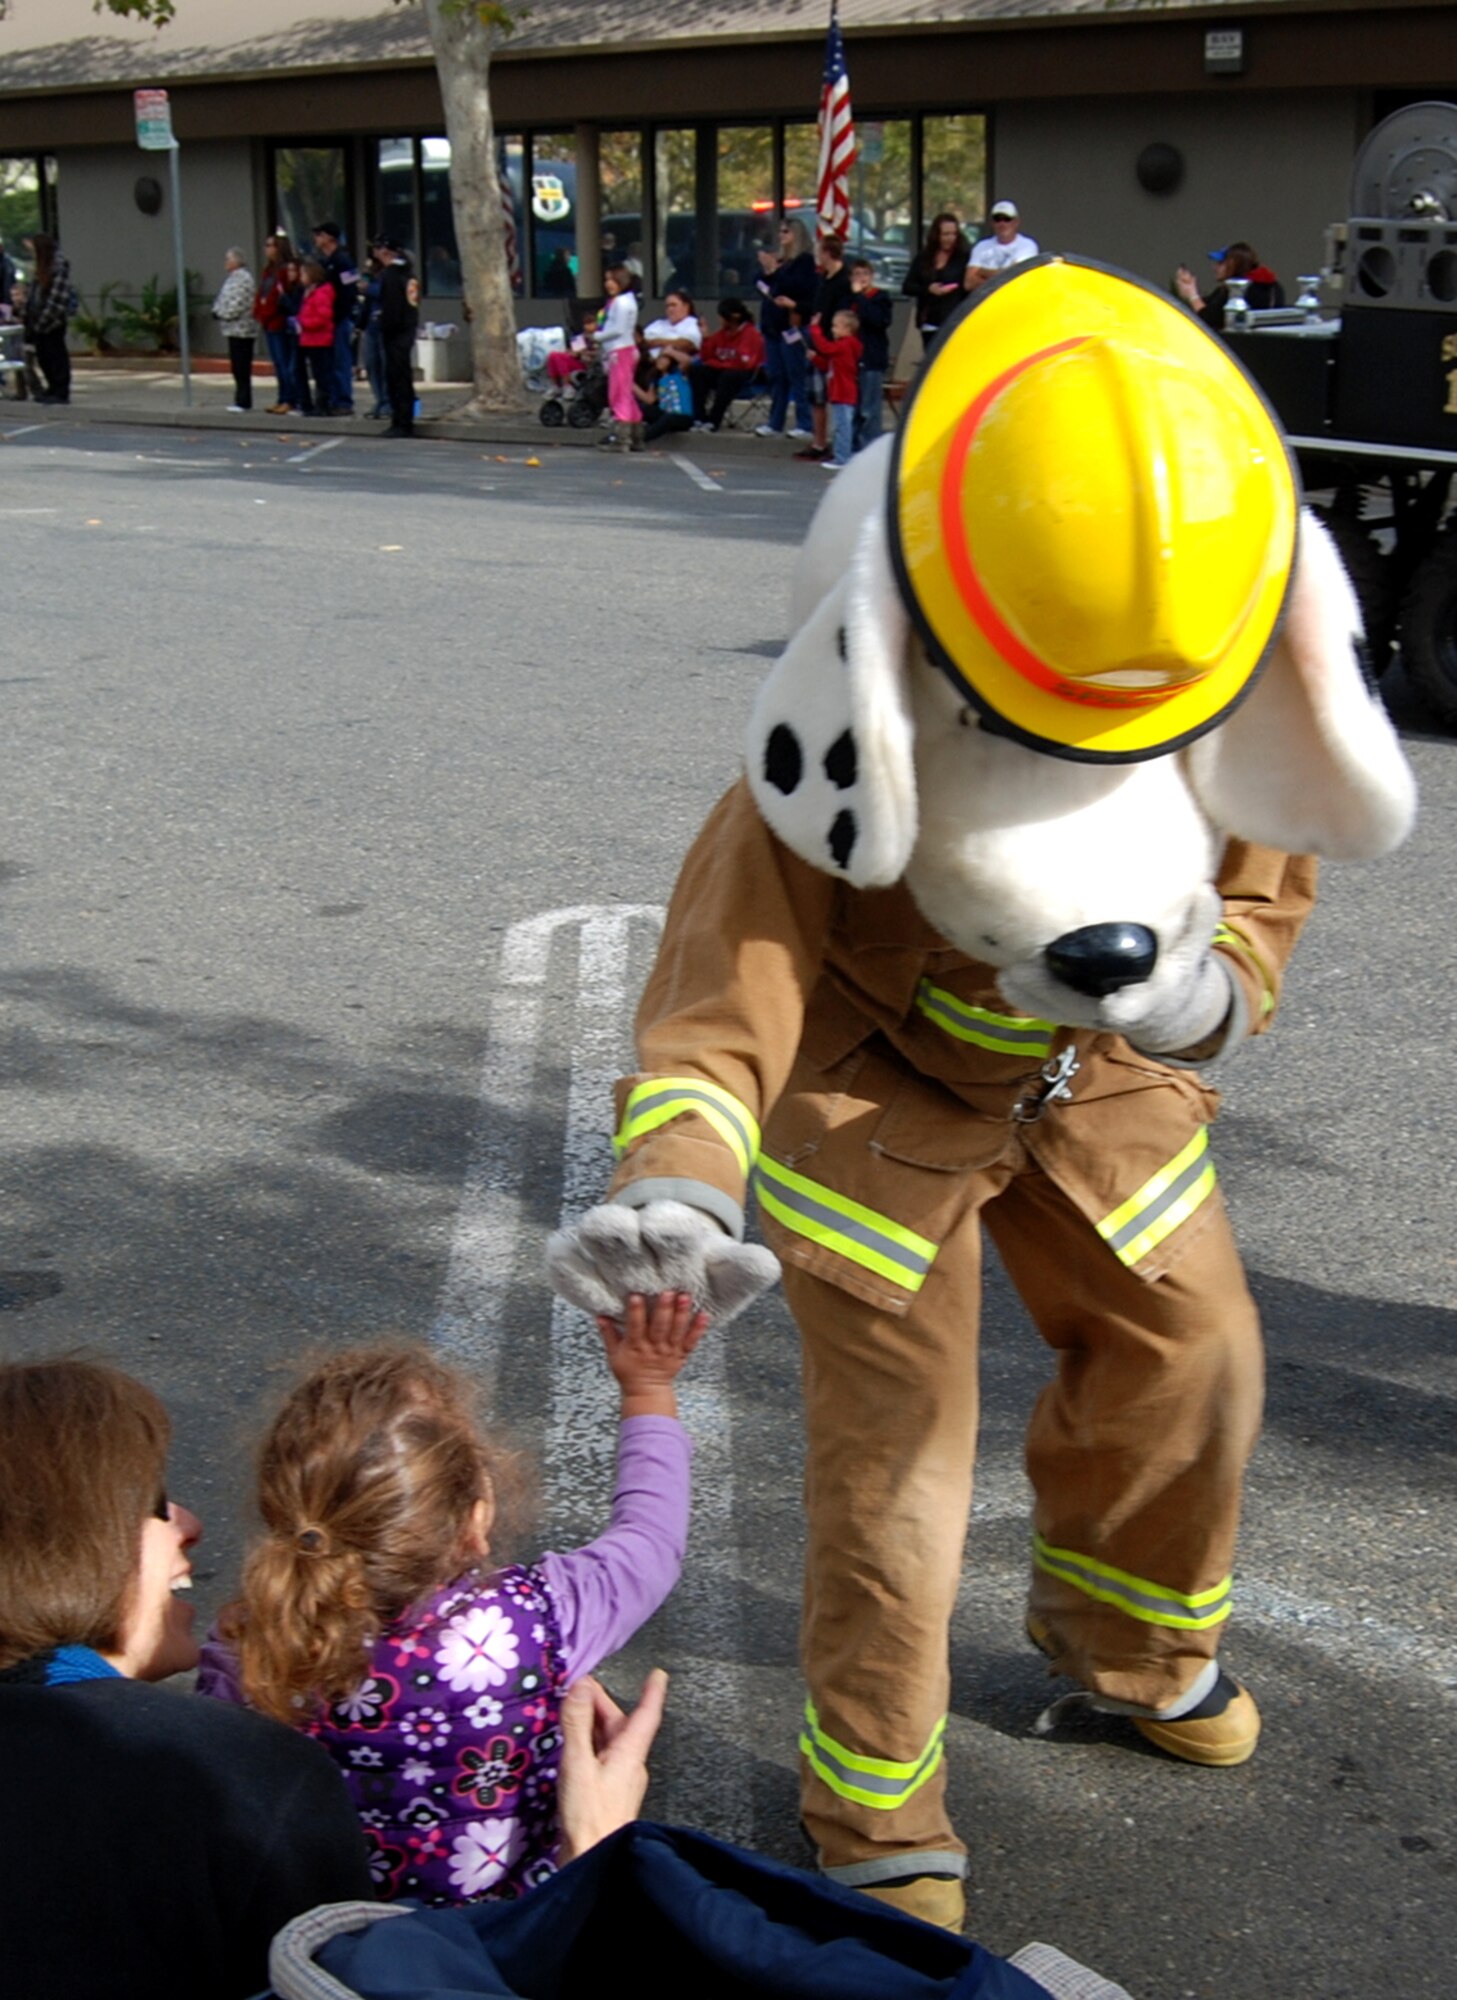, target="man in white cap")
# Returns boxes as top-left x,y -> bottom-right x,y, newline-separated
965,199 -> 1039,290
